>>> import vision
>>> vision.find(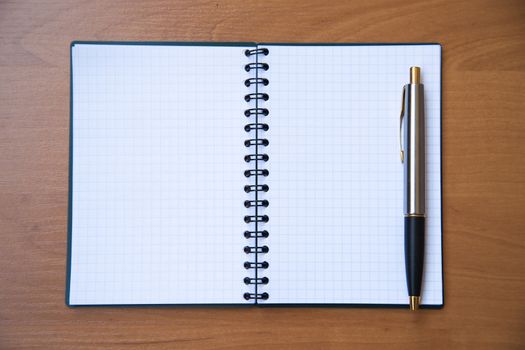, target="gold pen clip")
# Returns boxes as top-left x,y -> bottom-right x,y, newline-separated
400,85 -> 406,163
